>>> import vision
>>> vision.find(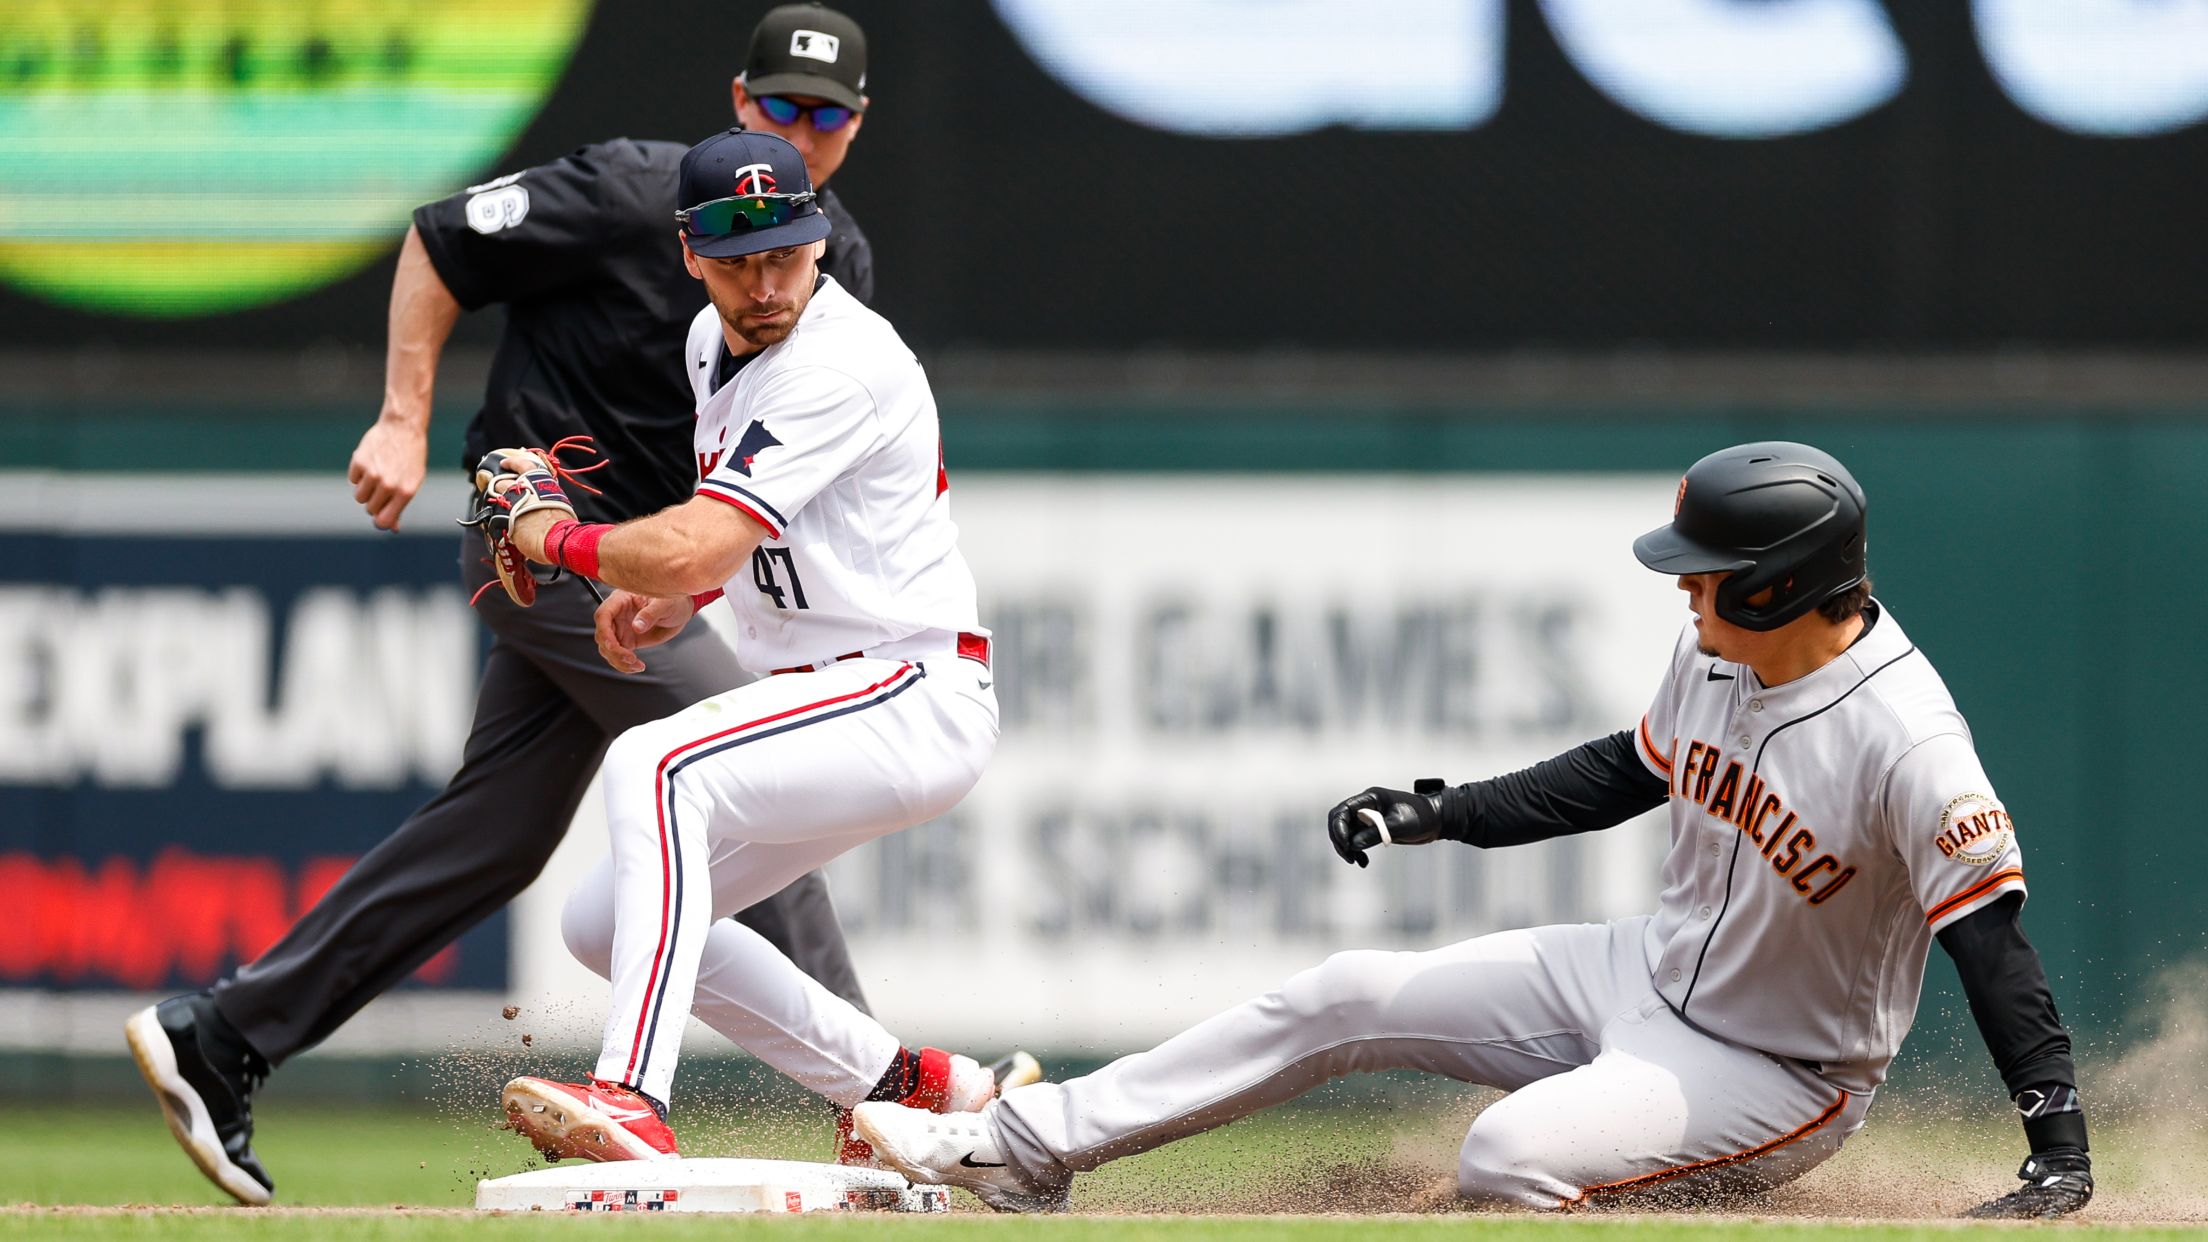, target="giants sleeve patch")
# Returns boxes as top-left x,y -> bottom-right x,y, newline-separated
1936,793 -> 2014,867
